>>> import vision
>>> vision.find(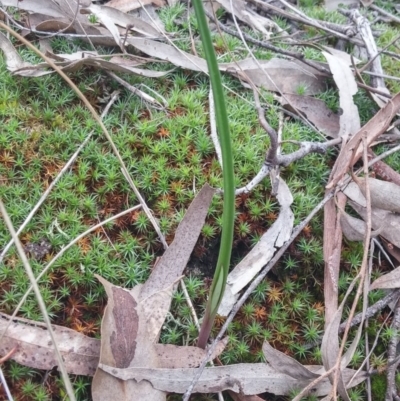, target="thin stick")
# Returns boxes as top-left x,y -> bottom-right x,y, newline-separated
0,366 -> 13,401
0,201 -> 76,401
